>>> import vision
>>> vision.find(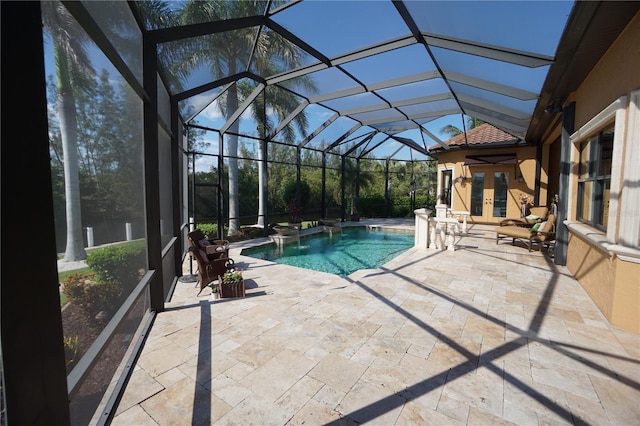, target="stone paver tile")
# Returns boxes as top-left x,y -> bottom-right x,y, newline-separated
213,394 -> 291,426
115,368 -> 164,415
503,374 -> 570,426
435,393 -> 470,423
137,343 -> 195,378
287,398 -> 356,426
336,381 -> 405,425
155,366 -> 189,389
441,366 -> 504,418
463,316 -> 505,341
312,333 -> 369,359
565,391 -> 611,425
469,406 -> 522,426
313,385 -> 347,409
393,322 -> 441,349
528,339 -> 590,372
530,361 -> 599,401
224,360 -> 254,382
140,376 -> 231,425
607,354 -> 640,383
112,404 -> 159,426
165,324 -> 201,349
274,375 -> 324,418
308,353 -> 368,394
591,374 -> 640,425
240,350 -> 317,403
427,339 -> 479,373
178,348 -> 239,386
313,384 -> 346,410
206,373 -> 252,407
611,327 -> 640,358
406,341 -> 435,360
397,400 -> 464,425
359,337 -> 411,361
360,358 -> 408,395
142,334 -> 176,354
229,336 -> 287,369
